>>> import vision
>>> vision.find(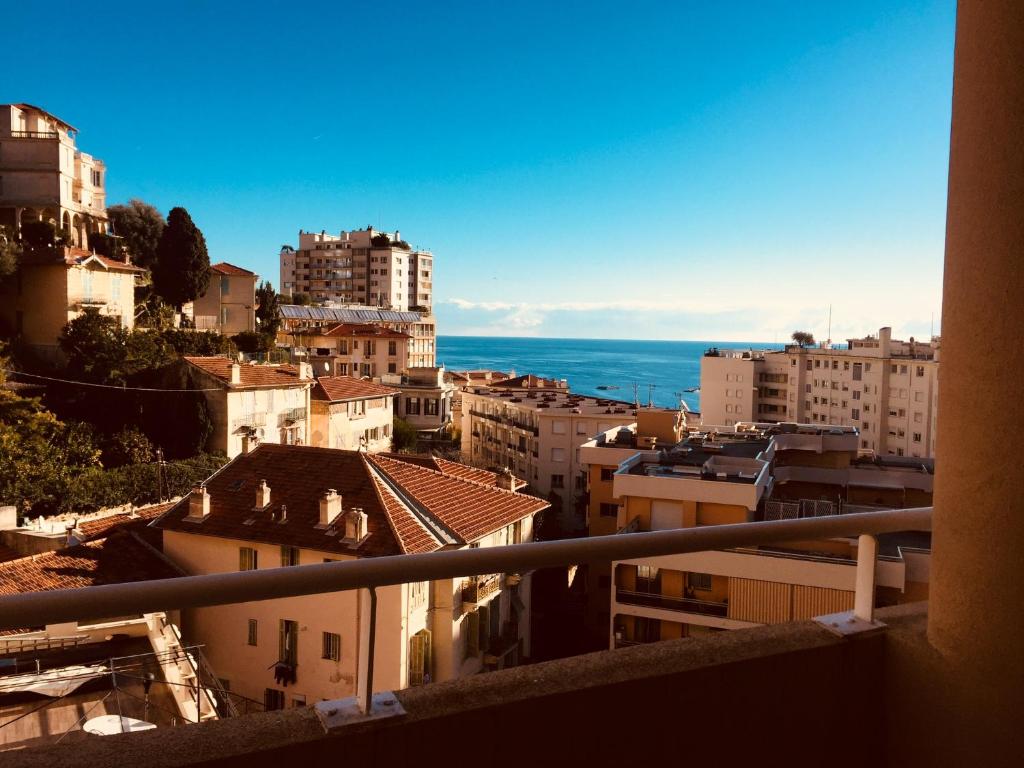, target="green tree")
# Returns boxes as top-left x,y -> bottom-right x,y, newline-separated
791,331 -> 816,348
0,390 -> 101,513
59,310 -> 134,384
103,426 -> 154,467
152,207 -> 210,308
0,226 -> 21,281
392,417 -> 418,451
108,199 -> 166,269
255,281 -> 282,338
289,292 -> 312,306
